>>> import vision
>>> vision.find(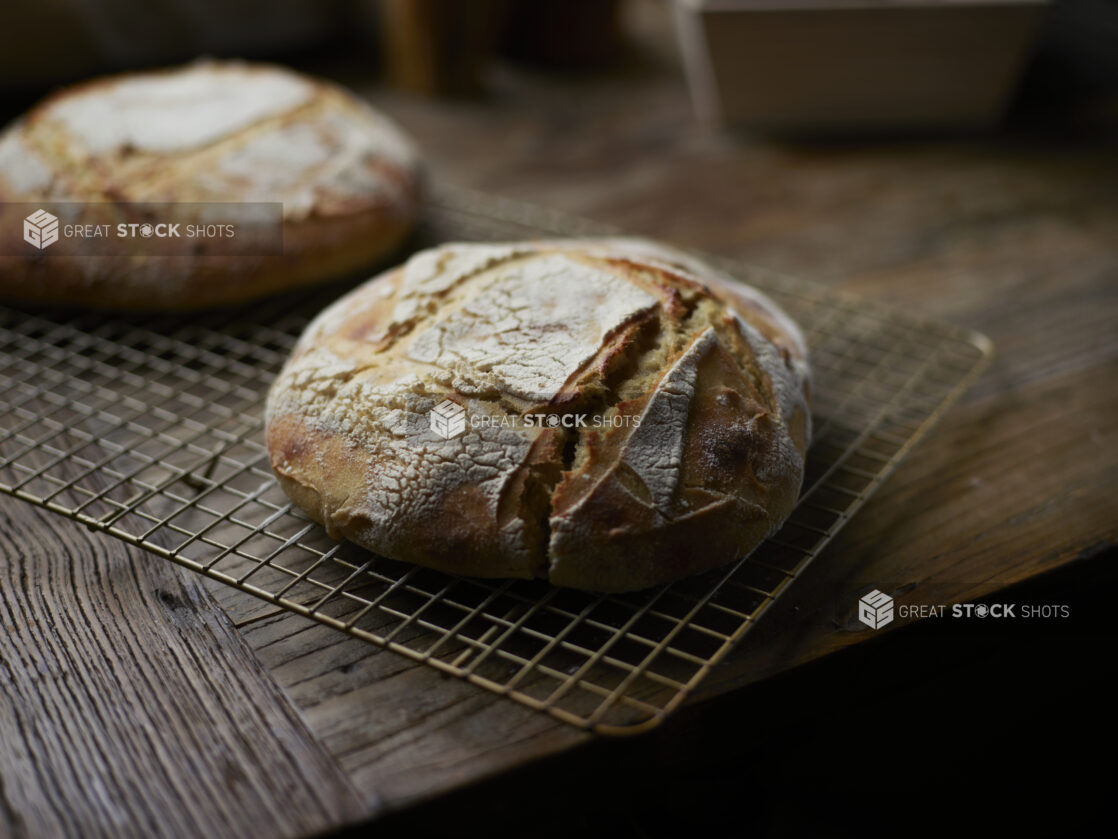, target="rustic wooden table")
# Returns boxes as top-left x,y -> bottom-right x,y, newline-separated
1,5 -> 1115,837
